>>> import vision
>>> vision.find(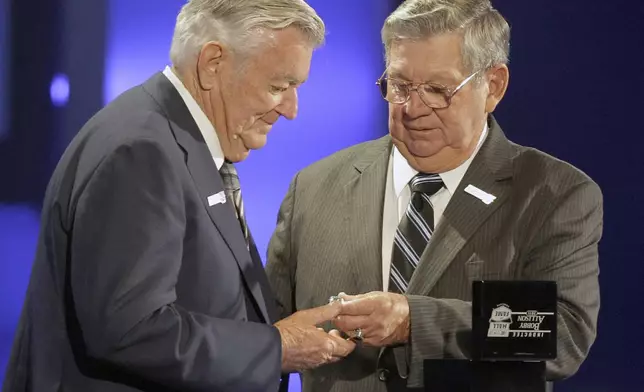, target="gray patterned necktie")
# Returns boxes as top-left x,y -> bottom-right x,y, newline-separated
219,161 -> 249,245
389,173 -> 444,293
